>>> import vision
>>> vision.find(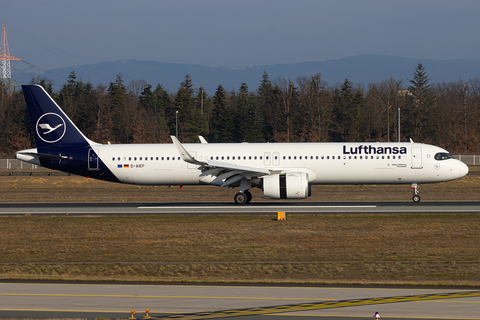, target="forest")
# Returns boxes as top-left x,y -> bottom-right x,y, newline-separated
0,63 -> 479,158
